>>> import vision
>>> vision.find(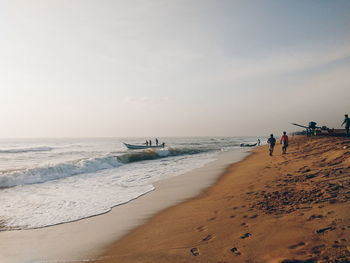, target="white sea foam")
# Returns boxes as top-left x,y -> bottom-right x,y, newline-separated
0,152 -> 217,229
0,178 -> 155,229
